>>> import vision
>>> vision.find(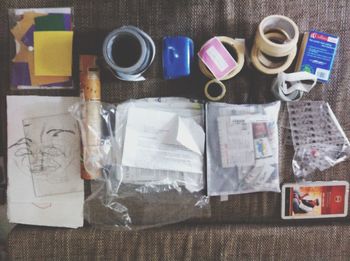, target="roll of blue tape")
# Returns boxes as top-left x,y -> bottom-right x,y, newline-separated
103,26 -> 155,81
162,36 -> 194,80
